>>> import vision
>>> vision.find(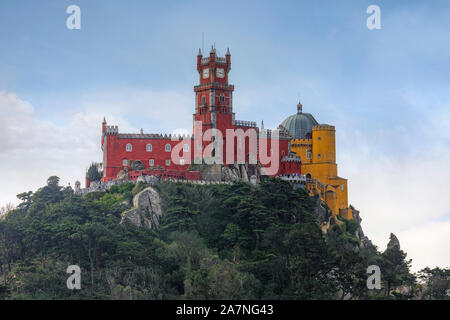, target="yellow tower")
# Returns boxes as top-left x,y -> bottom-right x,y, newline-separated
280,101 -> 353,219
